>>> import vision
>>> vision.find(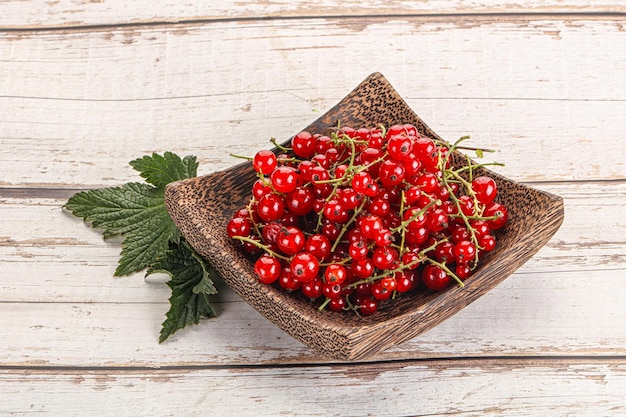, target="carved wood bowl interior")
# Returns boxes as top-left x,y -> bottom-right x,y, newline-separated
164,72 -> 564,360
